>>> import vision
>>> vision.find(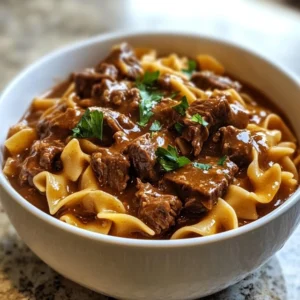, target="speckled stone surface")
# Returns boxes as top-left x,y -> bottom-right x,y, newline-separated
0,0 -> 300,299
